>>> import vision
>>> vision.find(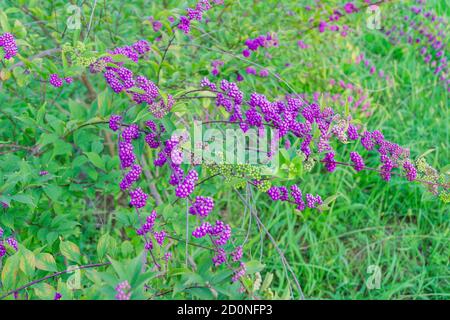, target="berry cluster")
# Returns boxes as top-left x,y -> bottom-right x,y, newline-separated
0,228 -> 18,259
118,141 -> 136,169
242,32 -> 279,58
0,32 -> 18,60
192,220 -> 234,267
136,210 -> 167,251
189,196 -> 215,218
109,115 -> 122,132
129,187 -> 148,208
323,152 -> 337,172
231,246 -> 243,262
211,60 -> 224,76
49,74 -> 73,88
175,170 -> 199,198
115,281 -> 131,300
267,185 -> 322,211
120,164 -> 142,191
177,0 -> 224,34
350,151 -> 365,172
